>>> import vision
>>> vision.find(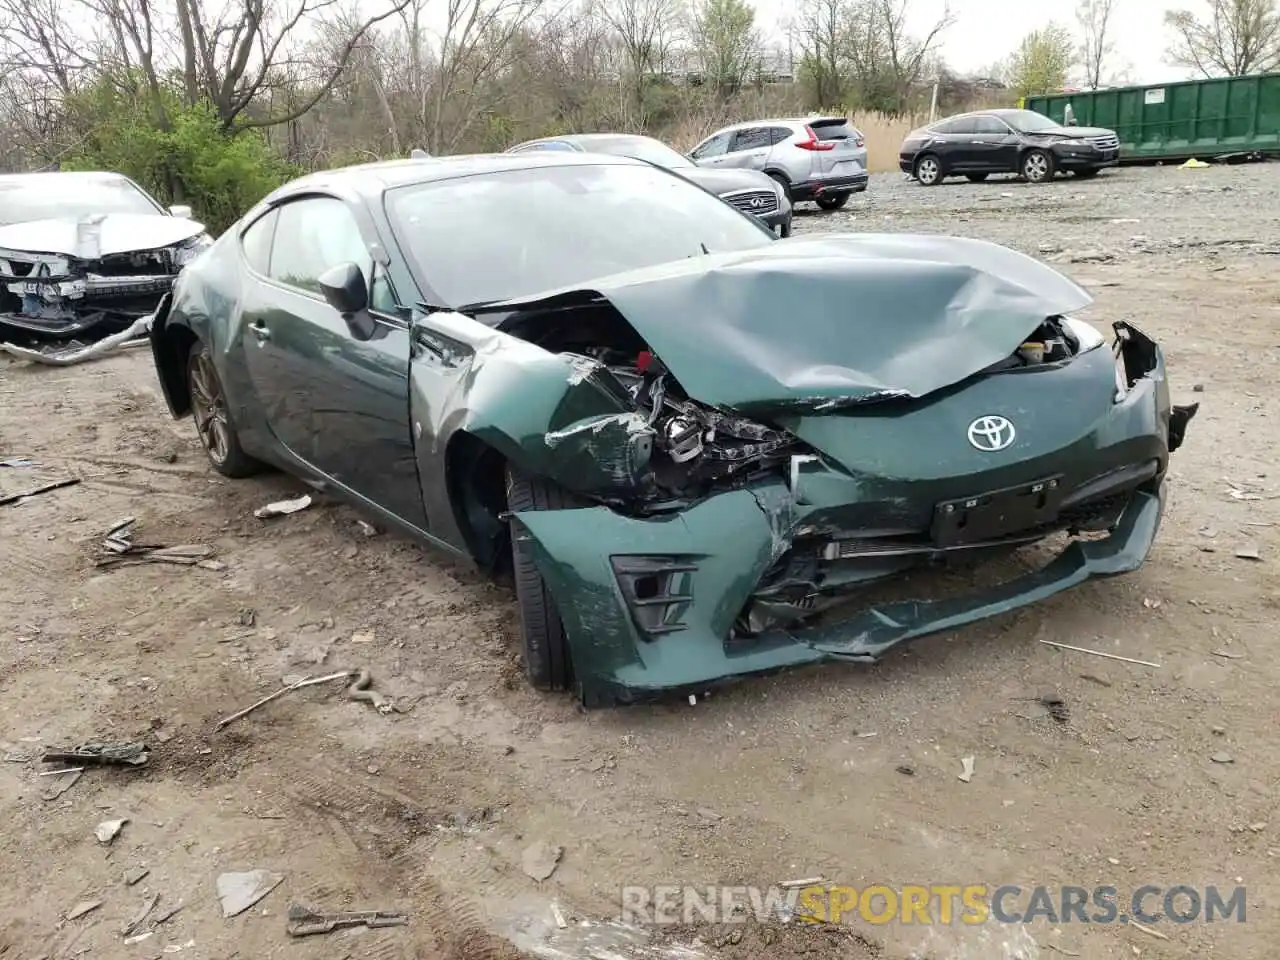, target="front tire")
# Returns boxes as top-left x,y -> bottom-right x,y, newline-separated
506,467 -> 574,692
1021,149 -> 1054,183
766,171 -> 792,201
914,154 -> 942,186
187,341 -> 260,478
815,192 -> 850,211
